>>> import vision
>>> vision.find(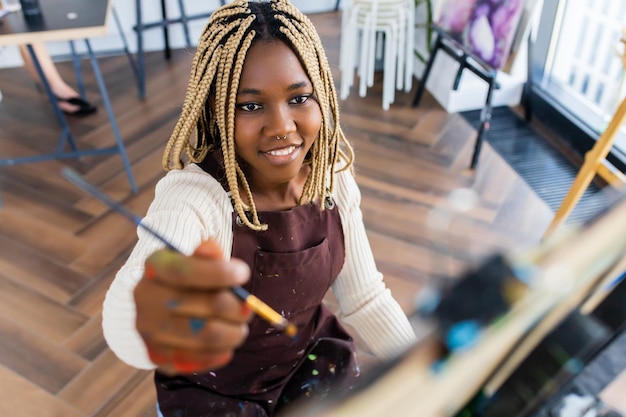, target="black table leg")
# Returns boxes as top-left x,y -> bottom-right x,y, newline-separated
160,0 -> 171,60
